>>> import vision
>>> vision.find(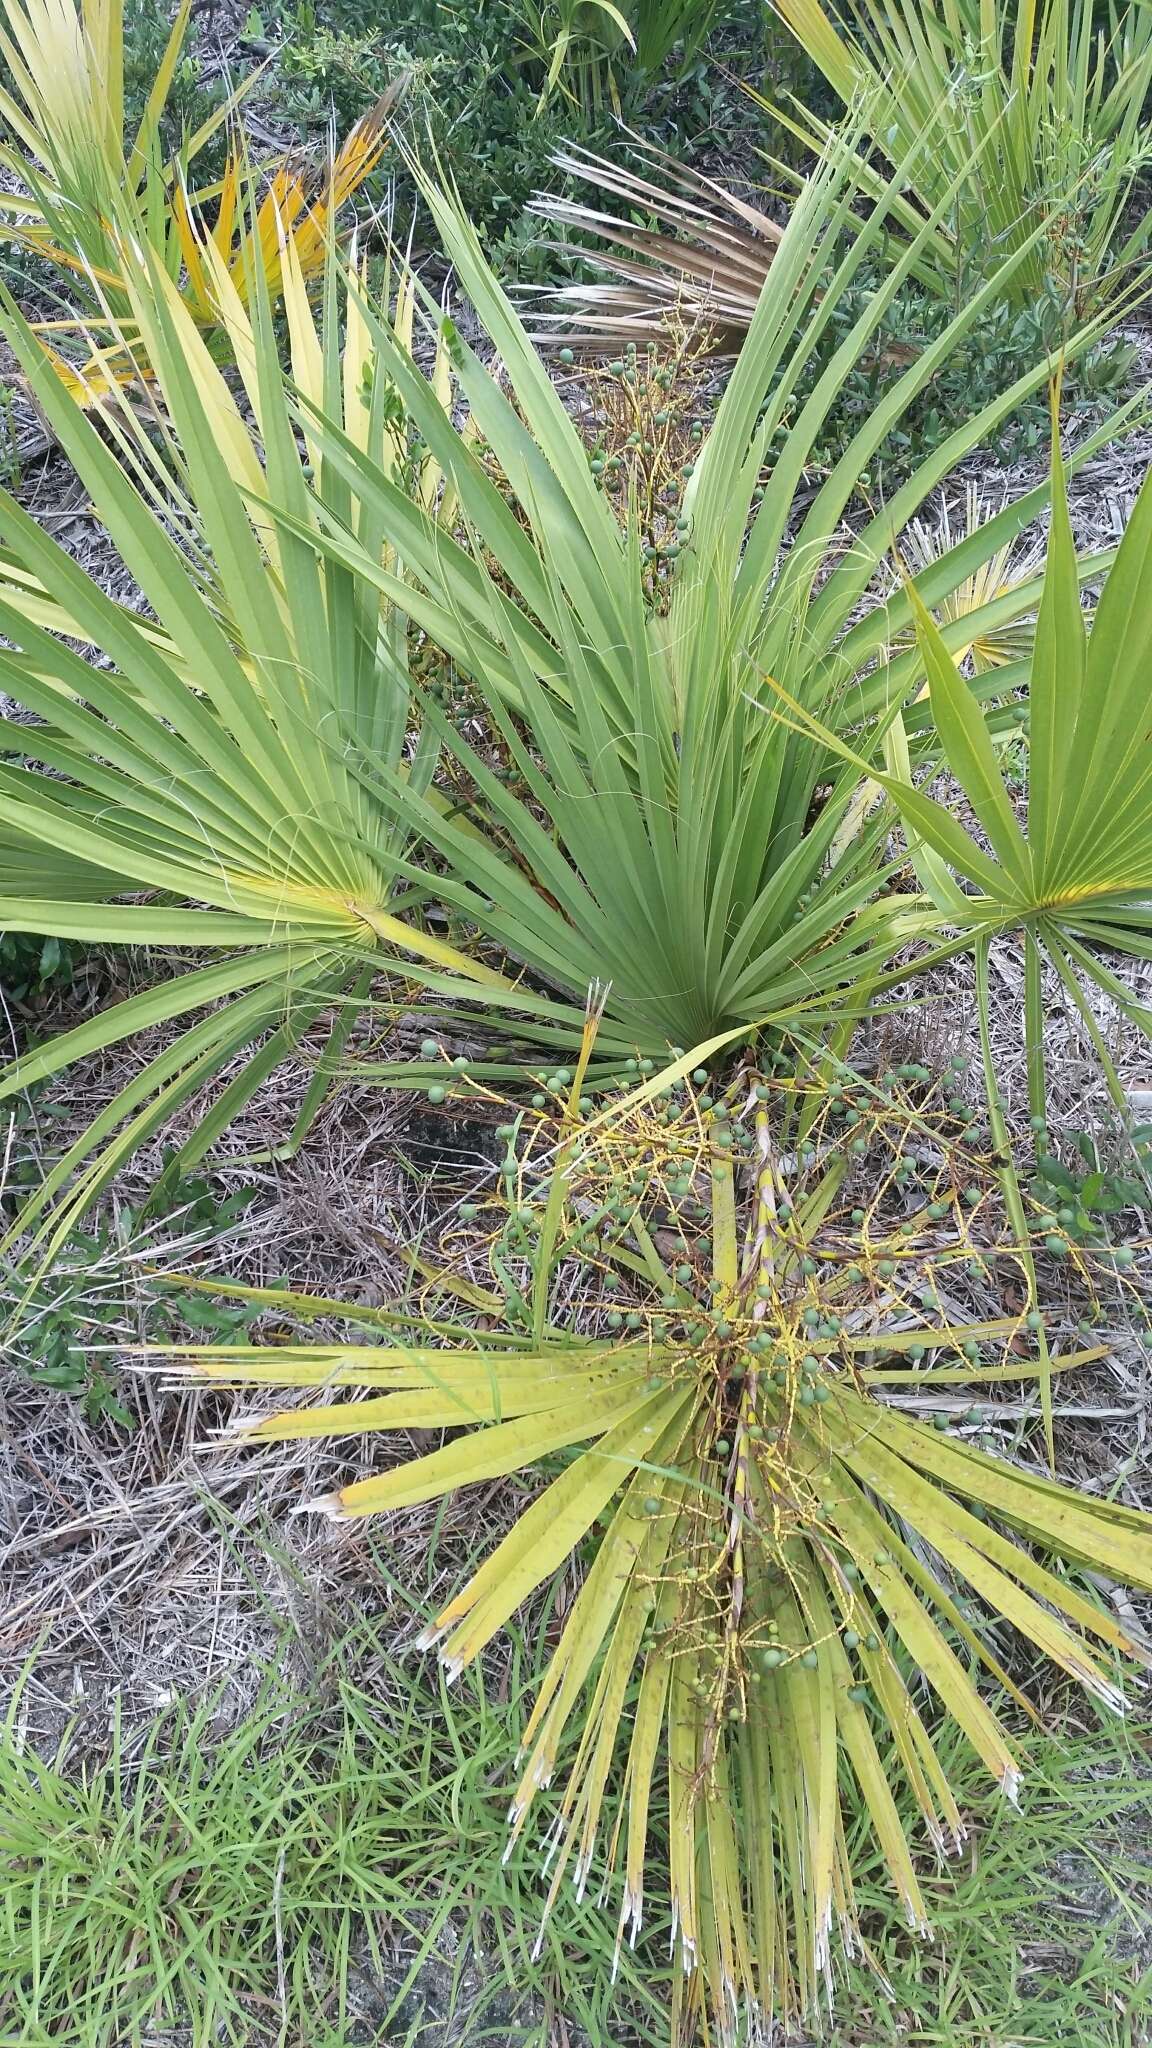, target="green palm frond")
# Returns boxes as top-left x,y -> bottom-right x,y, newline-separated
818,413 -> 1152,1117
766,0 -> 1152,313
0,221 -> 501,1258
